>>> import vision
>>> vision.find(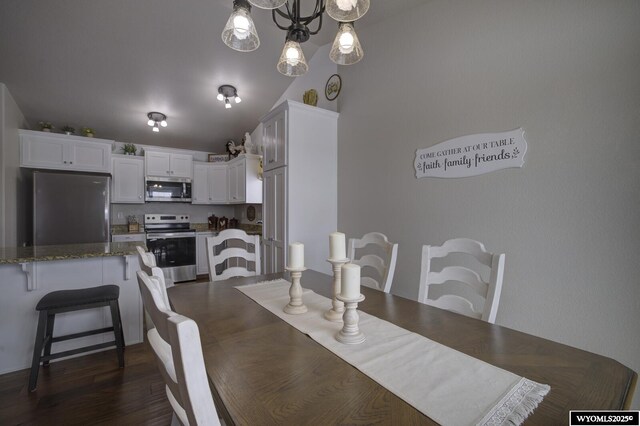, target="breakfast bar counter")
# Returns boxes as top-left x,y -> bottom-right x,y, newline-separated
0,242 -> 142,264
0,243 -> 144,375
